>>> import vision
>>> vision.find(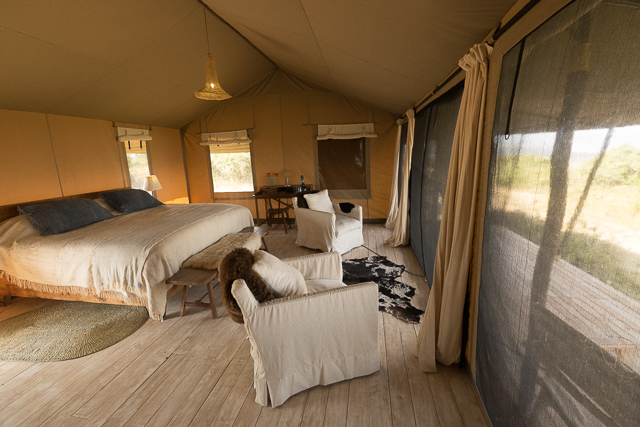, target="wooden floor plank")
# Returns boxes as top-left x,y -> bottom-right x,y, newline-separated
369,313 -> 392,427
255,405 -> 283,427
276,390 -> 309,427
0,361 -> 35,388
300,385 -> 329,427
162,357 -> 231,427
346,376 -> 370,427
397,321 -> 426,381
0,357 -> 88,427
102,353 -> 186,426
211,360 -> 255,427
409,378 -> 440,427
444,365 -> 488,427
231,388 -> 262,427
384,313 -> 416,427
428,367 -> 465,427
324,381 -> 349,427
188,358 -> 248,427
